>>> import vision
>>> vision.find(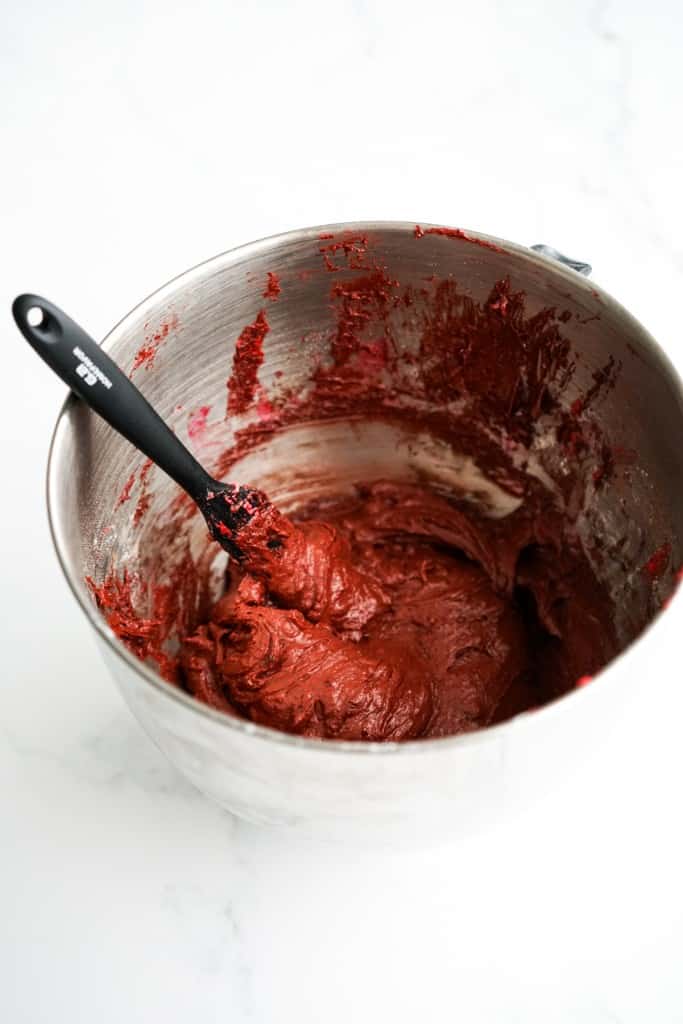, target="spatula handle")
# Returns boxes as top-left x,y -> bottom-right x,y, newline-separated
12,294 -> 213,501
